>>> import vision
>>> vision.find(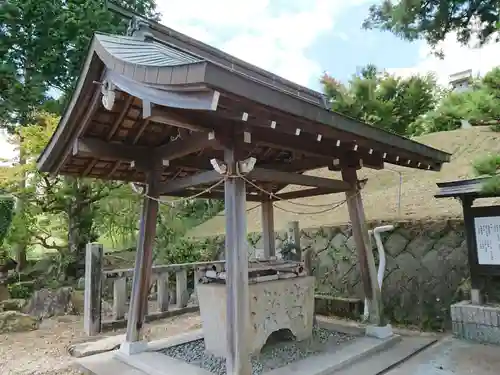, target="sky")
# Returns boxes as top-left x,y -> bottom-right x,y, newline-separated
157,0 -> 500,88
1,0 -> 499,161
